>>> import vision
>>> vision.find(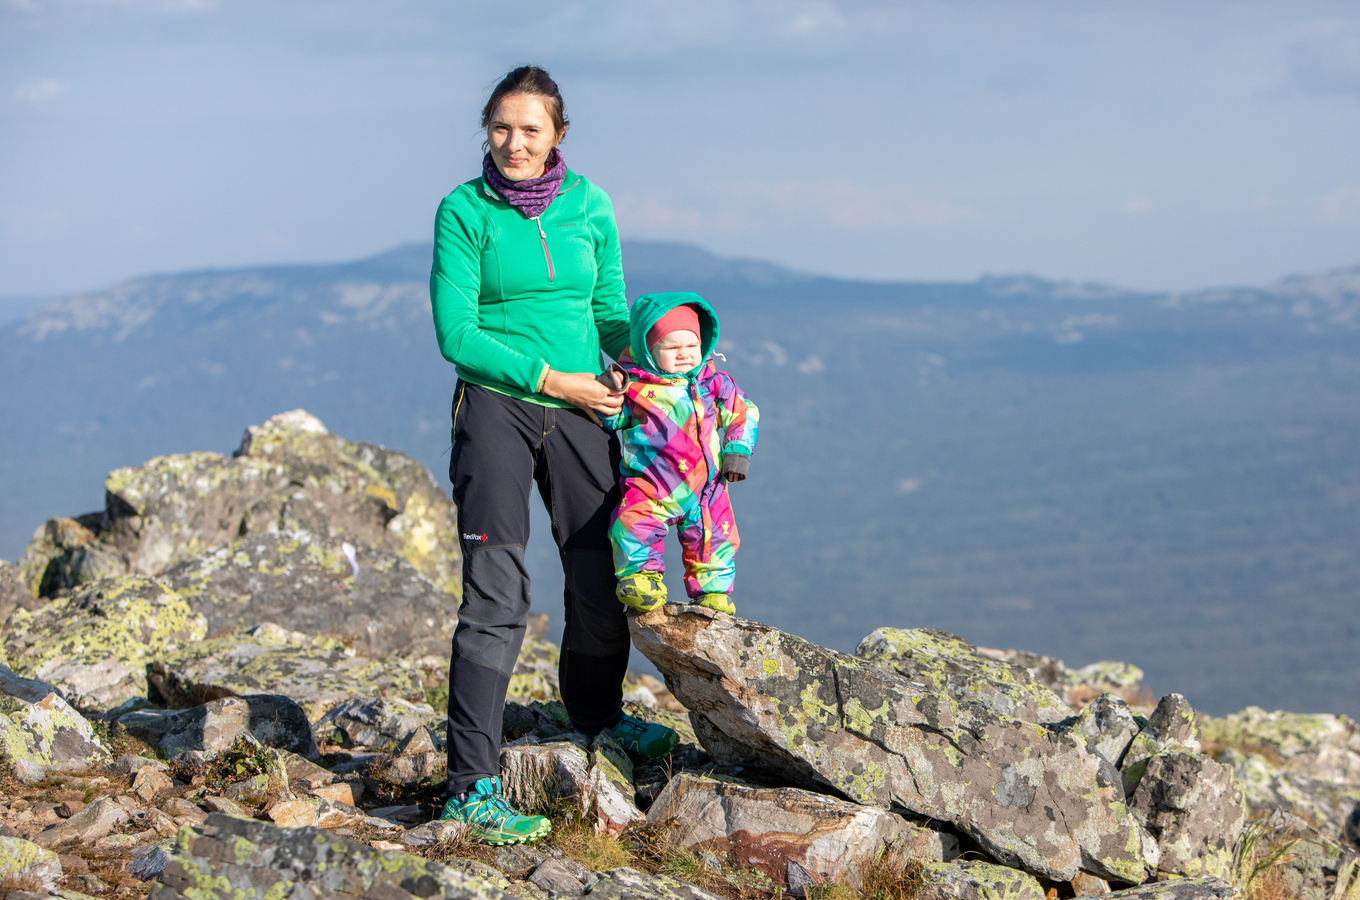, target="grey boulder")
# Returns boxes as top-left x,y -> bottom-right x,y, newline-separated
151,812 -> 511,900
0,671 -> 110,783
646,773 -> 952,893
118,693 -> 317,759
629,606 -> 1155,883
